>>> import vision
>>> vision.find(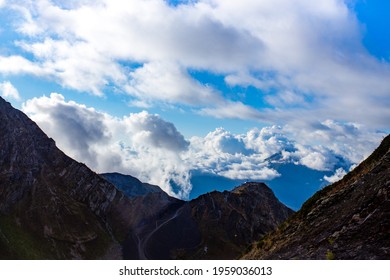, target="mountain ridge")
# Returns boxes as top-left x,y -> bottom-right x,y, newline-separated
242,135 -> 390,259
